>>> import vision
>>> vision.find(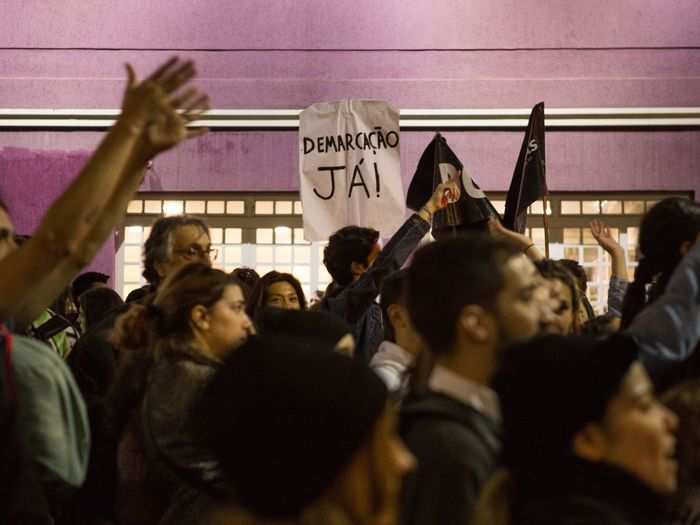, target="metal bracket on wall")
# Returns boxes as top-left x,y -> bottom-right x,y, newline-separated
1,107 -> 700,130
